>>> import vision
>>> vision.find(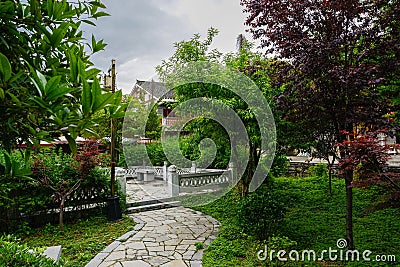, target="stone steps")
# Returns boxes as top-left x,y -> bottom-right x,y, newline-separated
126,197 -> 176,208
125,200 -> 181,214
